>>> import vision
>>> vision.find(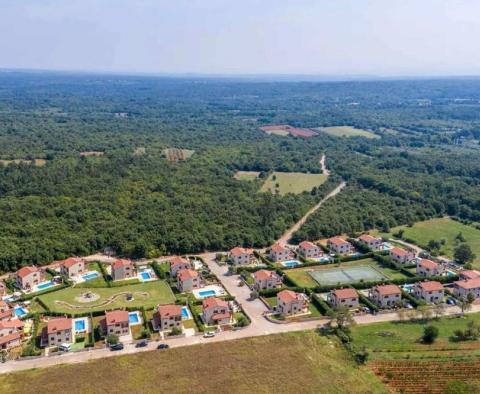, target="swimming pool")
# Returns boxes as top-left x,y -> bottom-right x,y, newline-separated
280,260 -> 302,268
198,290 -> 216,298
128,312 -> 140,325
14,307 -> 27,317
140,272 -> 151,280
402,284 -> 414,292
75,319 -> 86,331
37,281 -> 55,290
181,306 -> 191,320
82,272 -> 99,281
